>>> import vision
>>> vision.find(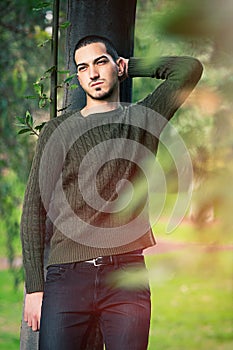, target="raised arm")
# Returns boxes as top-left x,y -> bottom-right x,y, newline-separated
128,56 -> 203,120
